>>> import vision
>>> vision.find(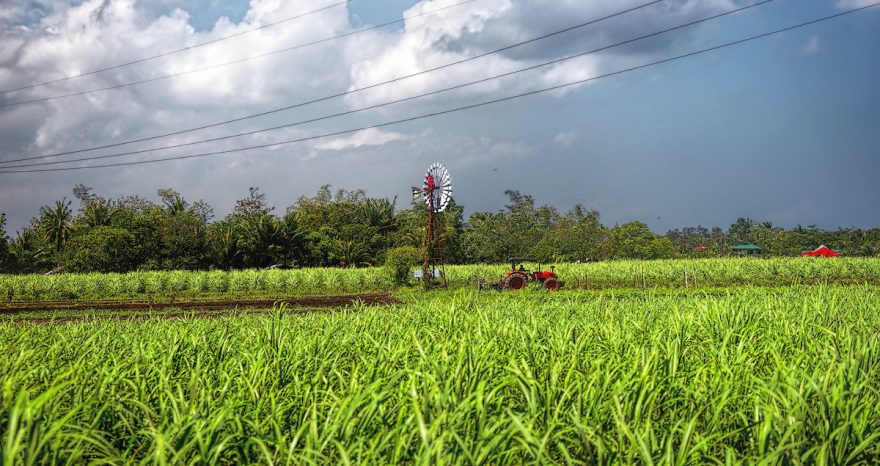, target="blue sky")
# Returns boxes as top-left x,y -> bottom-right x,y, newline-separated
0,0 -> 878,234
